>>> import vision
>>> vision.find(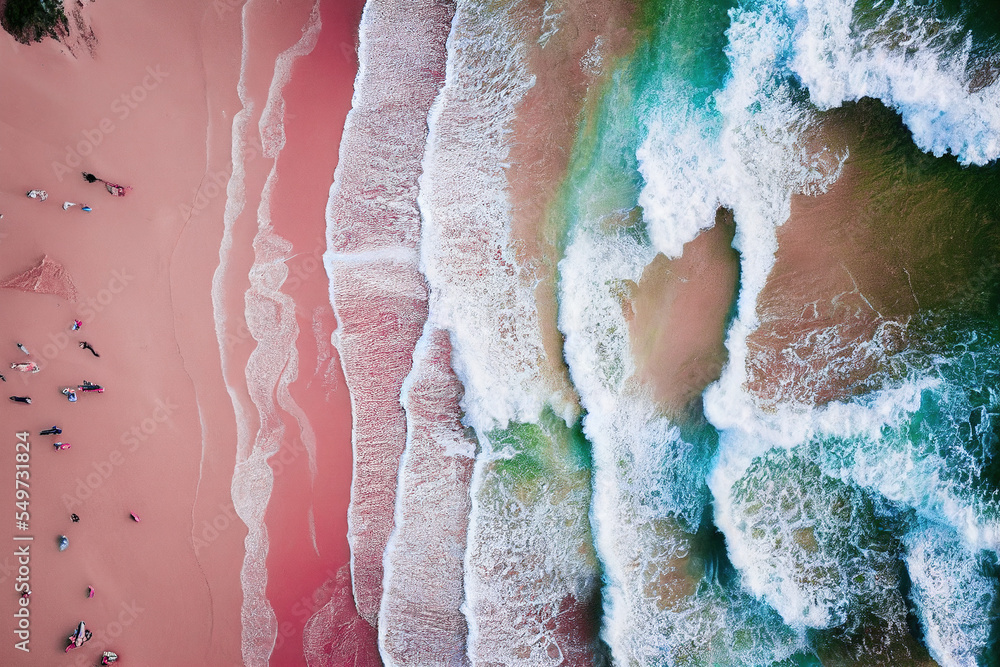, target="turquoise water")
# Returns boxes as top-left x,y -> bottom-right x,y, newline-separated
343,0 -> 1000,663
553,0 -> 1000,664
